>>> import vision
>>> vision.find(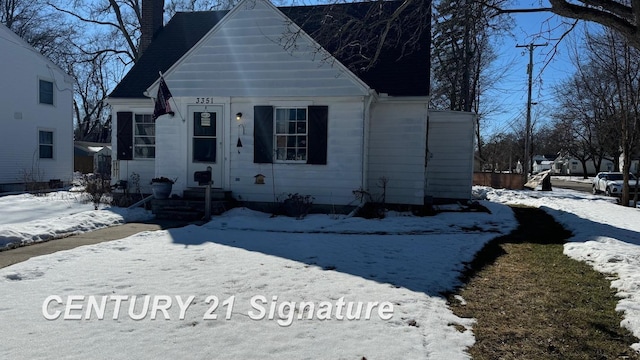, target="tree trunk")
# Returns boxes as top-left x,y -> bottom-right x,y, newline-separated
580,159 -> 589,179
